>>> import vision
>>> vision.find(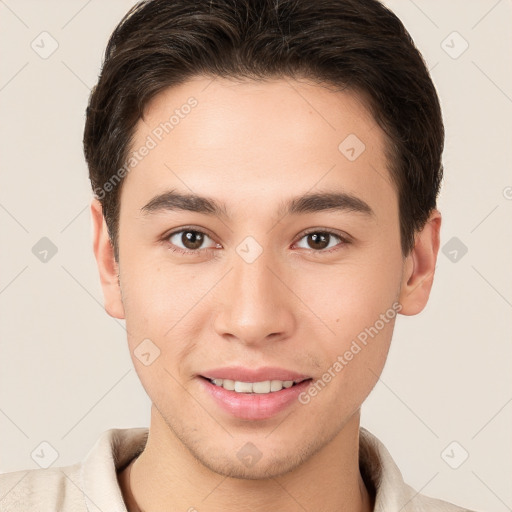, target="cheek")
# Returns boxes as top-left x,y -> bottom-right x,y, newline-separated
120,265 -> 200,401
297,300 -> 398,416
289,246 -> 402,389
294,254 -> 402,335
121,259 -> 196,332
120,259 -> 213,379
